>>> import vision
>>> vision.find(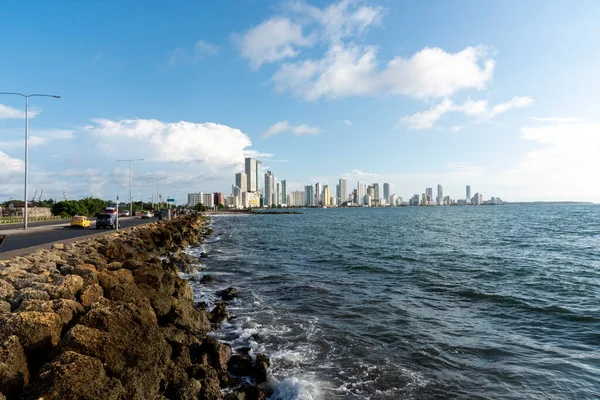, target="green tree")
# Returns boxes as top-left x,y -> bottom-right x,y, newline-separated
217,204 -> 225,210
51,200 -> 87,217
80,197 -> 107,216
194,203 -> 208,212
